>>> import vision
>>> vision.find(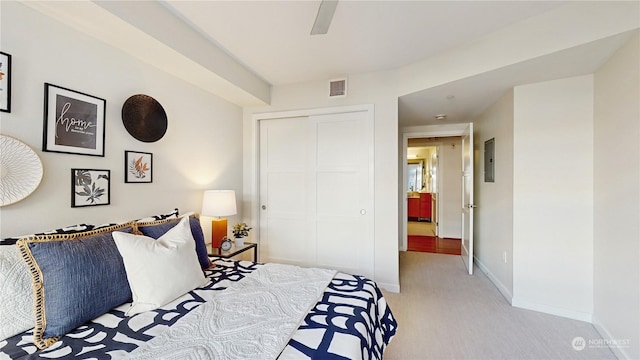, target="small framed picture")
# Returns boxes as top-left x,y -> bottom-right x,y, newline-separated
71,169 -> 110,207
0,52 -> 11,113
43,83 -> 106,156
125,151 -> 152,183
